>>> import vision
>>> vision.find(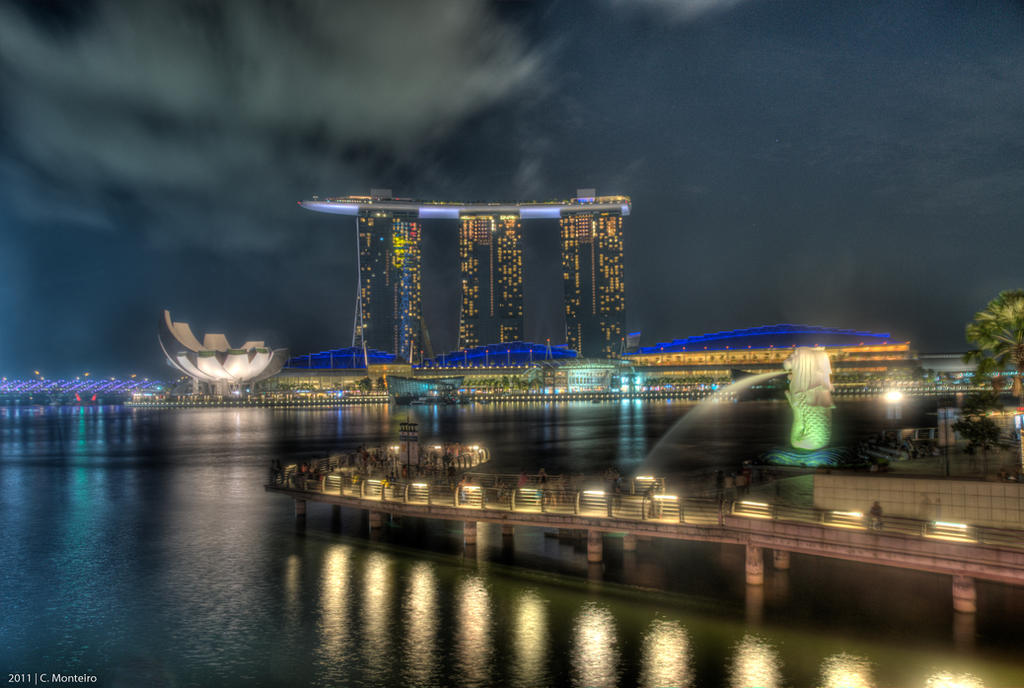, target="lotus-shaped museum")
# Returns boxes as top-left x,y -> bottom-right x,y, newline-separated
159,310 -> 287,390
